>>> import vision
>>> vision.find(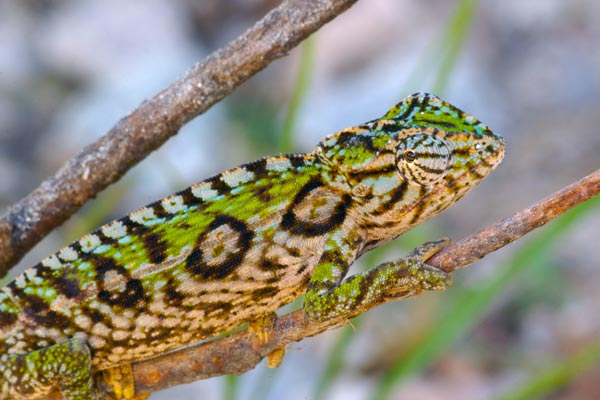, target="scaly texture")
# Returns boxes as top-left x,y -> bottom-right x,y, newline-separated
0,93 -> 505,399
